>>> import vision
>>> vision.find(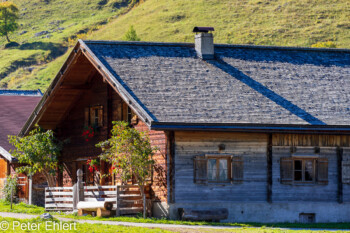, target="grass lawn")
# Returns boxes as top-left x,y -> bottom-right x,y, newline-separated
0,201 -> 350,231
